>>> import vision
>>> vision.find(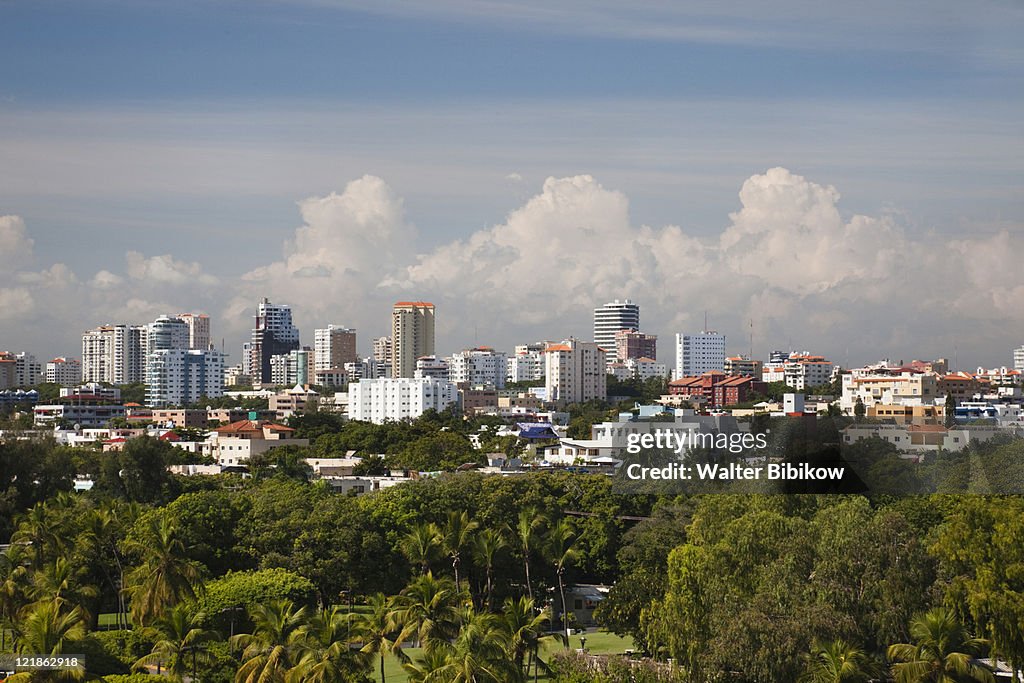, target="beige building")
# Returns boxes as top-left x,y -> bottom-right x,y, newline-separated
210,419 -> 308,466
724,355 -> 763,377
177,313 -> 211,350
545,338 -> 607,406
152,409 -> 209,428
269,386 -> 320,419
841,370 -> 938,414
392,302 -> 435,378
867,403 -> 946,425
